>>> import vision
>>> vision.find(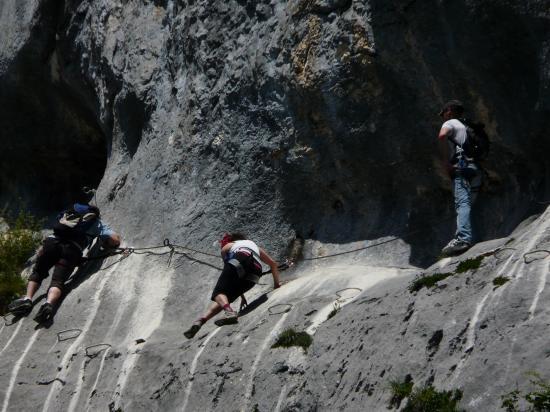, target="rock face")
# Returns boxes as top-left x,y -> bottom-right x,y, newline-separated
0,0 -> 549,411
